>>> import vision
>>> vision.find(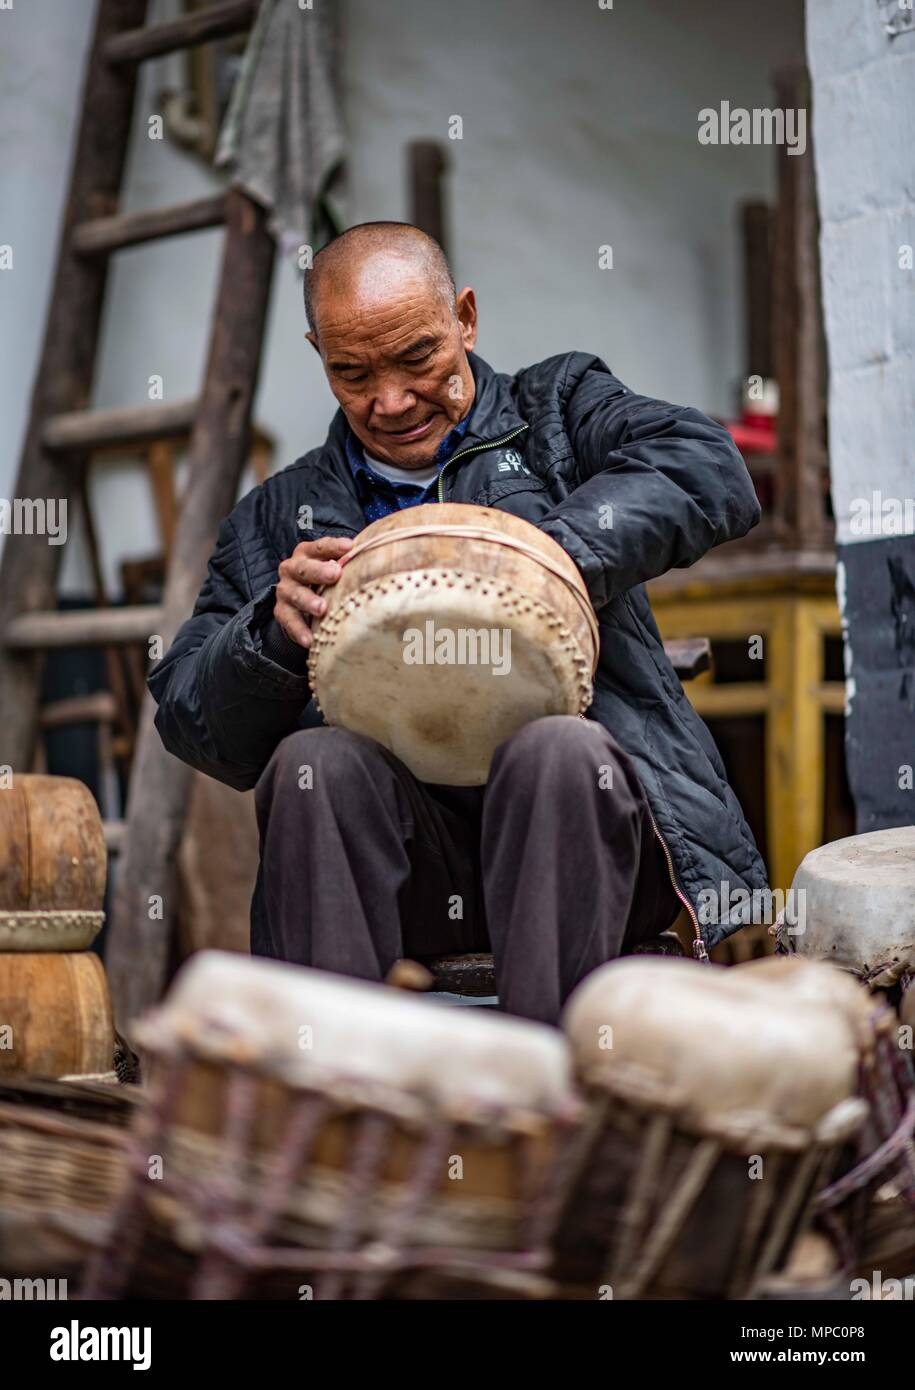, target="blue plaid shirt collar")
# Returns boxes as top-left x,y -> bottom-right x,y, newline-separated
346,410 -> 473,522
